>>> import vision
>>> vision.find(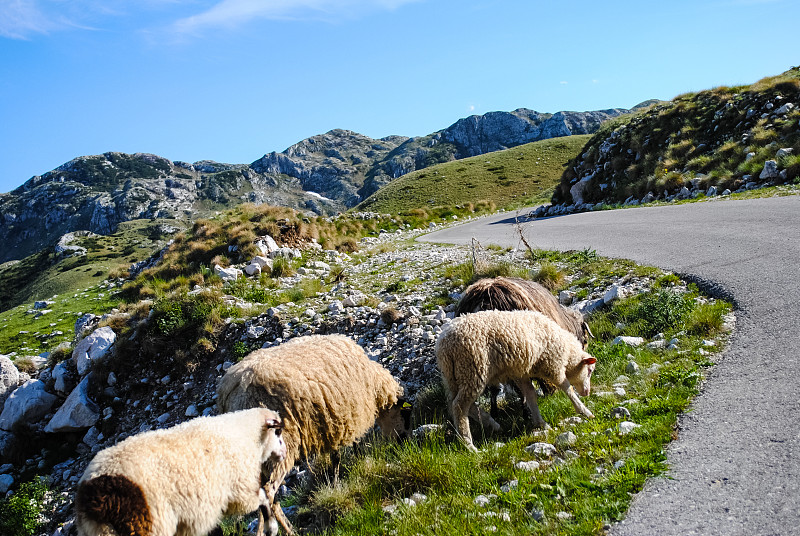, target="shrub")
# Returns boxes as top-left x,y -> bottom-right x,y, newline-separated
531,261 -> 565,290
629,290 -> 692,338
0,477 -> 49,536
